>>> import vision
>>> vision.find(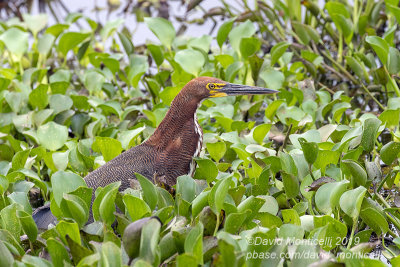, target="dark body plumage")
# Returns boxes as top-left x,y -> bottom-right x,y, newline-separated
33,77 -> 277,229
